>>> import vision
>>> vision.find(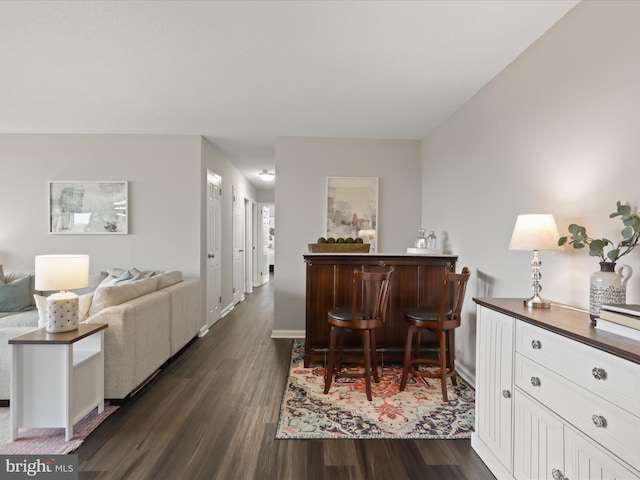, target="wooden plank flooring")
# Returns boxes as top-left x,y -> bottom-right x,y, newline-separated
76,278 -> 496,480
